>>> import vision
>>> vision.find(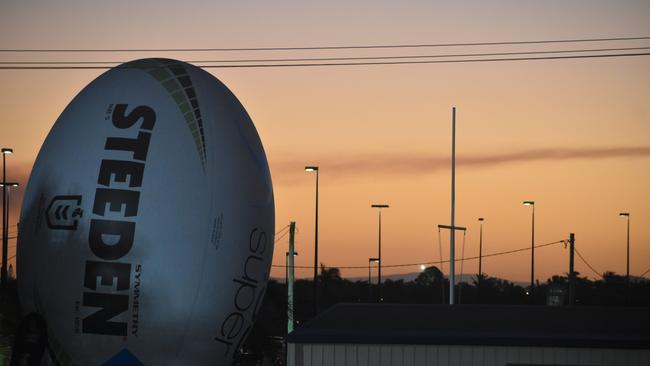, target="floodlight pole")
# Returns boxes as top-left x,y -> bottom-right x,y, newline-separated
305,166 -> 319,315
368,258 -> 379,302
523,201 -> 535,300
568,233 -> 575,306
619,213 -> 630,282
1,148 -> 14,287
371,204 -> 389,302
478,218 -> 484,302
438,224 -> 466,305
450,107 -> 456,305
